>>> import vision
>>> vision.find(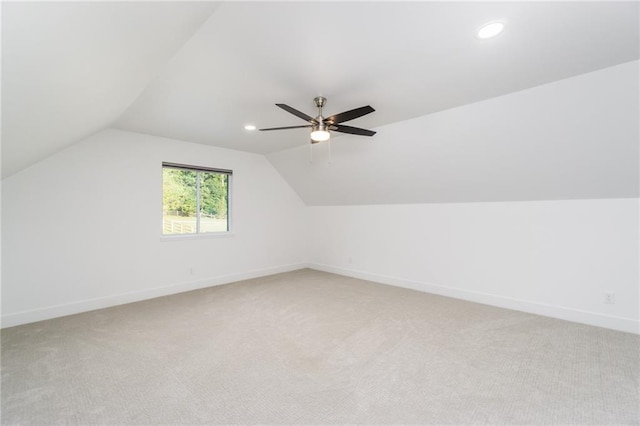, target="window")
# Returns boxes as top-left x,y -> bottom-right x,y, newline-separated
162,163 -> 231,235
